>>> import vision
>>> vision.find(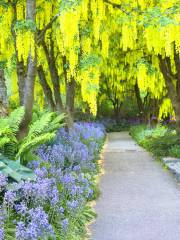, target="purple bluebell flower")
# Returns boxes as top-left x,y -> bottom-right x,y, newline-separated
16,207 -> 54,240
0,174 -> 7,192
4,191 -> 16,206
34,167 -> 48,179
0,207 -> 5,240
51,186 -> 59,206
0,227 -> 4,240
15,203 -> 27,216
61,218 -> 69,231
16,221 -> 26,239
67,200 -> 79,210
0,122 -> 105,239
58,206 -> 64,214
